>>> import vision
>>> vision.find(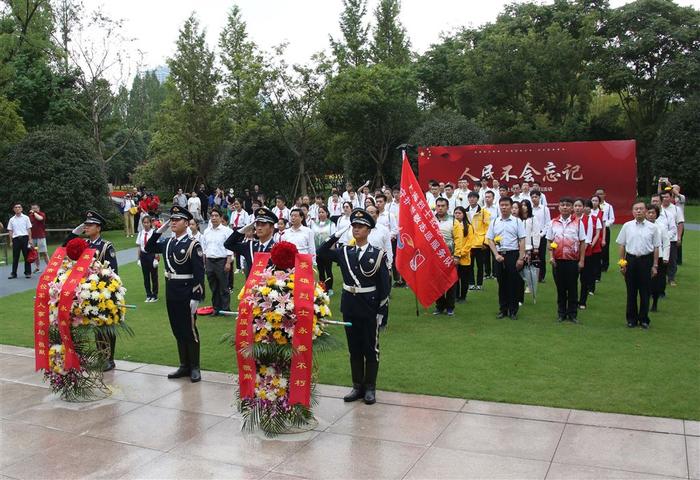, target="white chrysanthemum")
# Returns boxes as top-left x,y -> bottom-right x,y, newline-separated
80,290 -> 90,300
278,377 -> 288,387
285,303 -> 294,312
268,290 -> 279,300
90,291 -> 100,300
88,274 -> 99,282
275,280 -> 286,288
